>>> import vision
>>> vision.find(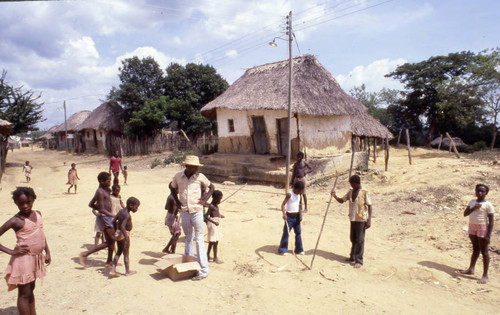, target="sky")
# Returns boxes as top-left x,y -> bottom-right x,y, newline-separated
1,0 -> 499,130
